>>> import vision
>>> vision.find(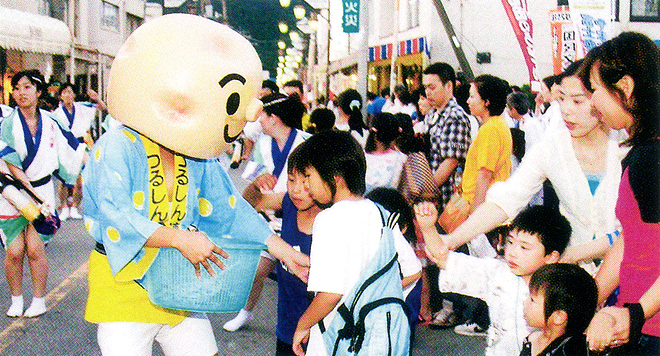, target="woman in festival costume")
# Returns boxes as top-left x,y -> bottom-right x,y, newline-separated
82,15 -> 309,356
2,70 -> 86,318
52,82 -> 106,221
223,92 -> 310,332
